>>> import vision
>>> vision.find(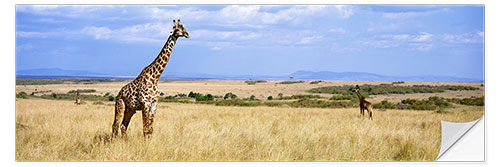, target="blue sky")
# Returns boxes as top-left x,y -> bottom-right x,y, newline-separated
16,5 -> 484,79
